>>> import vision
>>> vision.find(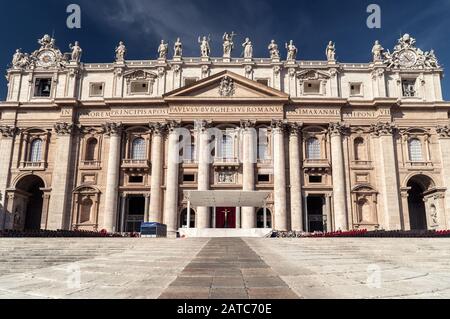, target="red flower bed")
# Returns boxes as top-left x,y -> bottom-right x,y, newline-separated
0,229 -> 124,238
272,229 -> 450,238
